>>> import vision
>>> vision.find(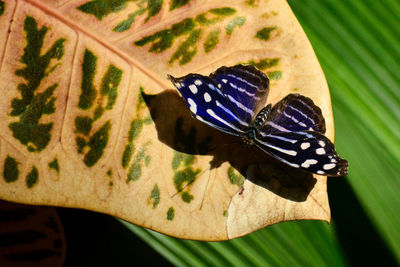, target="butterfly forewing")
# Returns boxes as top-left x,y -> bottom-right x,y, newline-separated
210,65 -> 270,123
263,94 -> 326,134
168,74 -> 246,136
254,131 -> 348,176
